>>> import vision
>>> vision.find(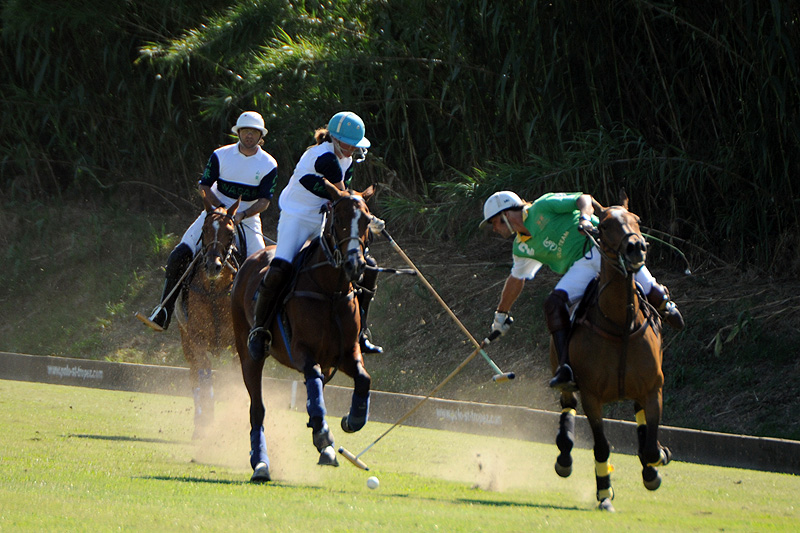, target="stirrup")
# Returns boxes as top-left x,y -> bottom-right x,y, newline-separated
247,327 -> 272,361
135,307 -> 167,332
549,364 -> 578,392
